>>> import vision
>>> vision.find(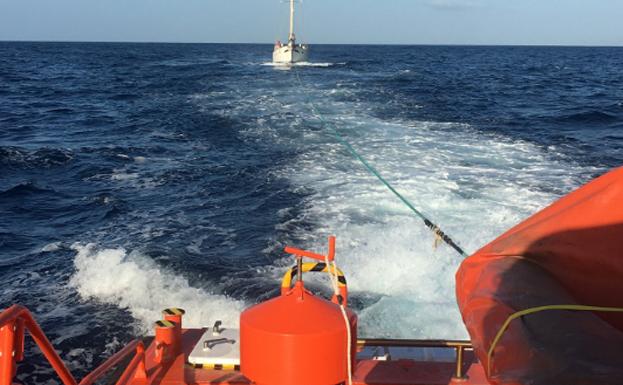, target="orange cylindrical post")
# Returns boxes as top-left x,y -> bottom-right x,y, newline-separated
162,308 -> 185,329
14,319 -> 24,363
161,308 -> 184,354
0,321 -> 16,385
154,320 -> 176,363
134,342 -> 147,380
